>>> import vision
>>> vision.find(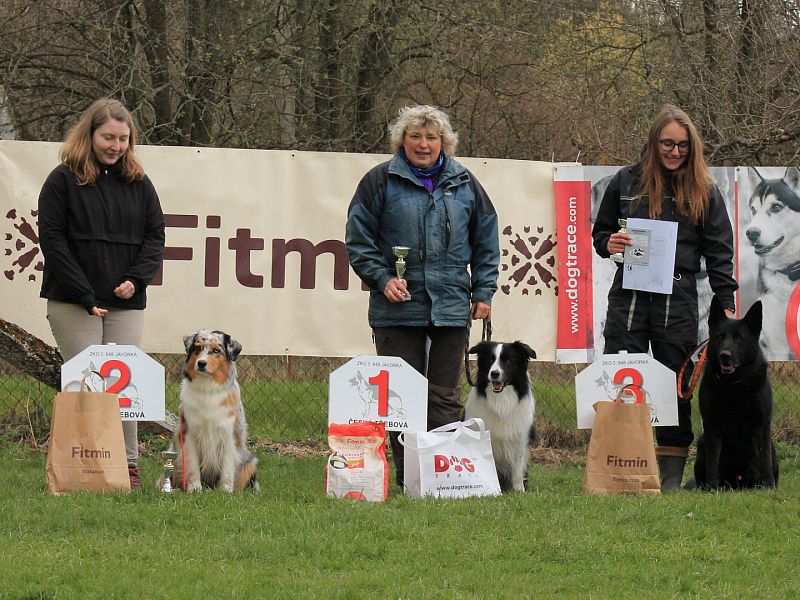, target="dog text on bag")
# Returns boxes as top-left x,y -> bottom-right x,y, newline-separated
434,455 -> 476,473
